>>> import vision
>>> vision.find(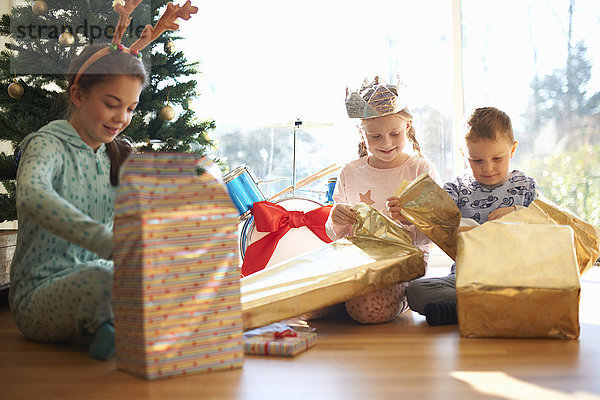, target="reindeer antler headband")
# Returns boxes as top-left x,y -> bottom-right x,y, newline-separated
74,0 -> 198,84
